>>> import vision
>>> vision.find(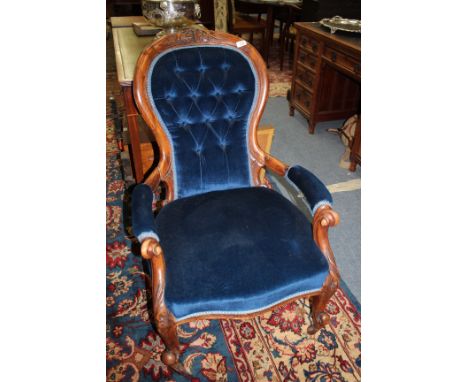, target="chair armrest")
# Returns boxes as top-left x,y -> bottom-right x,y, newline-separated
263,153 -> 289,176
286,165 -> 332,217
132,184 -> 159,243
